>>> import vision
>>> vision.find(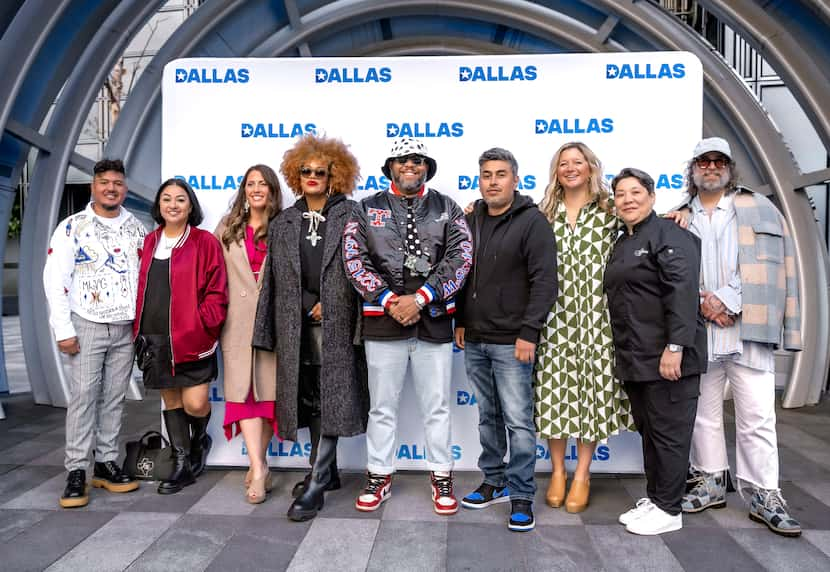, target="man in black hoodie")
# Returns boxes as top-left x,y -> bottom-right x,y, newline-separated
454,148 -> 558,531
